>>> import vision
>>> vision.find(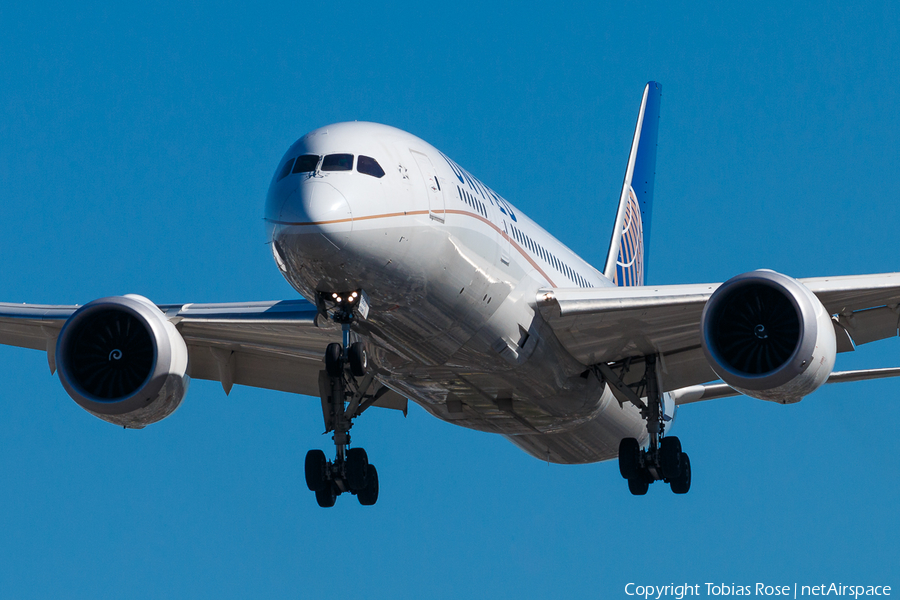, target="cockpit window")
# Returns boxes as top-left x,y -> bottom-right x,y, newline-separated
292,154 -> 320,174
276,158 -> 296,181
357,155 -> 385,178
321,154 -> 354,171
